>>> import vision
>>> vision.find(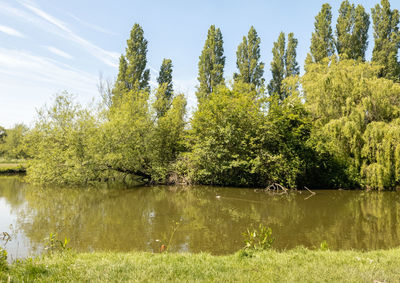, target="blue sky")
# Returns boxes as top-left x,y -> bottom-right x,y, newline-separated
0,0 -> 399,128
